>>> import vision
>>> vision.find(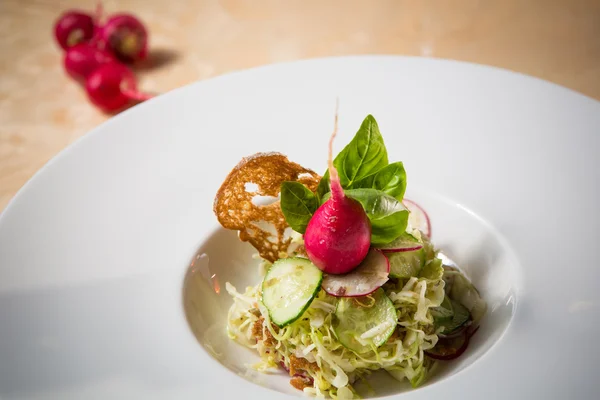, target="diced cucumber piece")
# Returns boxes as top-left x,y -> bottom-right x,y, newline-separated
431,296 -> 454,322
375,231 -> 423,252
261,257 -> 323,327
419,257 -> 444,281
406,229 -> 422,242
388,248 -> 425,278
333,288 -> 397,354
433,298 -> 470,335
450,273 -> 487,324
421,233 -> 436,260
